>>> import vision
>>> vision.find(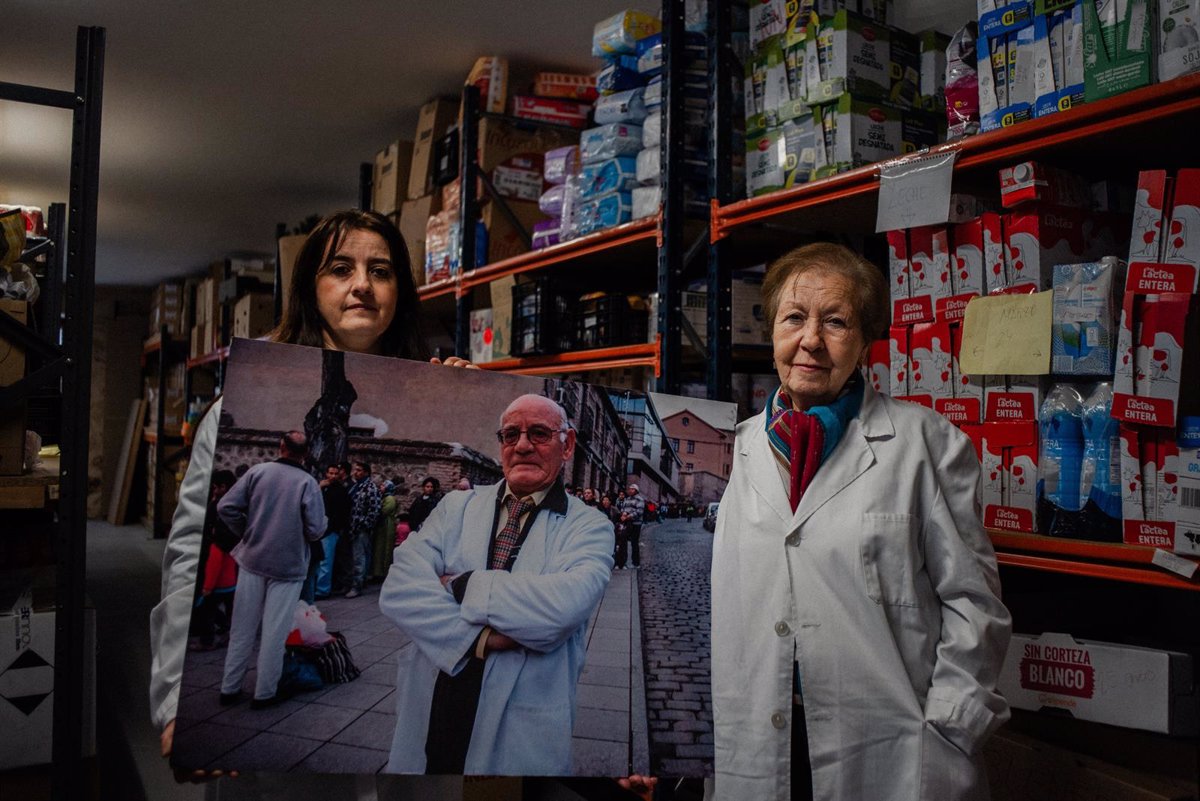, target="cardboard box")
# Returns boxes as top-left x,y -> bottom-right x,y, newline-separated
982,420 -> 1039,532
1113,277 -> 1196,428
532,72 -> 598,102
481,198 -> 546,266
466,56 -> 508,115
897,226 -> 951,324
1050,257 -> 1125,375
998,632 -> 1198,735
1083,0 -> 1154,102
909,320 -> 953,400
0,298 -> 27,387
1002,206 -> 1124,291
489,275 -> 516,361
1164,168 -> 1200,274
811,94 -> 943,177
731,272 -> 768,346
867,338 -> 891,395
232,292 -> 275,340
469,307 -> 494,363
1129,170 -> 1170,264
399,194 -> 440,287
886,229 -> 909,318
409,97 -> 459,201
999,161 -> 1093,209
1159,0 -> 1200,81
0,597 -> 96,769
510,96 -> 592,129
477,117 -> 579,202
372,139 -> 414,216
889,324 -> 909,397
0,298 -> 29,476
982,211 -> 1007,294
940,323 -> 983,424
